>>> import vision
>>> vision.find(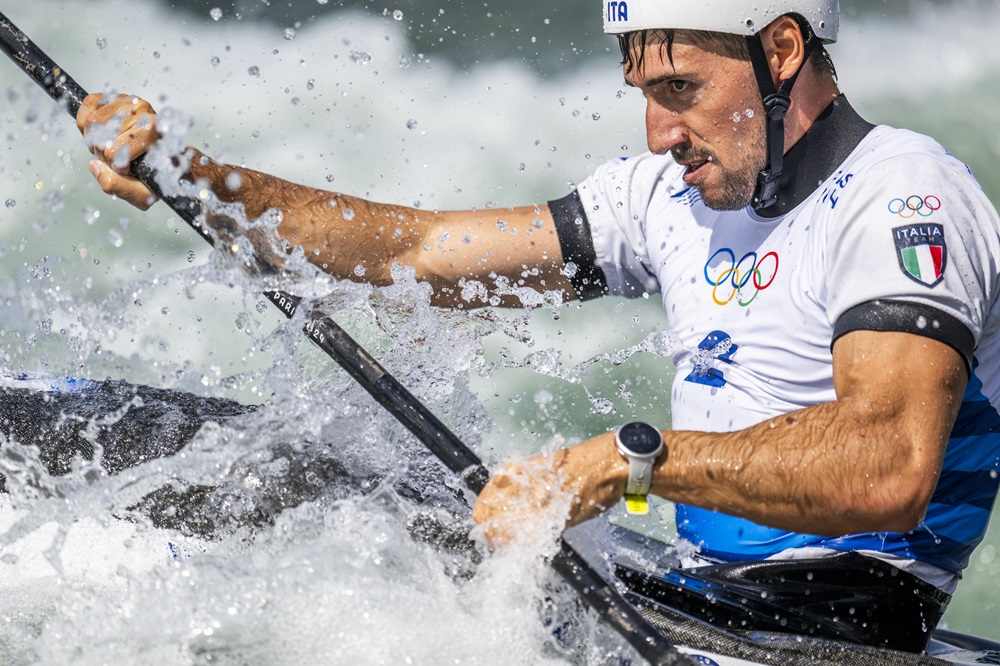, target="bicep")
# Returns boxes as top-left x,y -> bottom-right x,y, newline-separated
832,329 -> 967,494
